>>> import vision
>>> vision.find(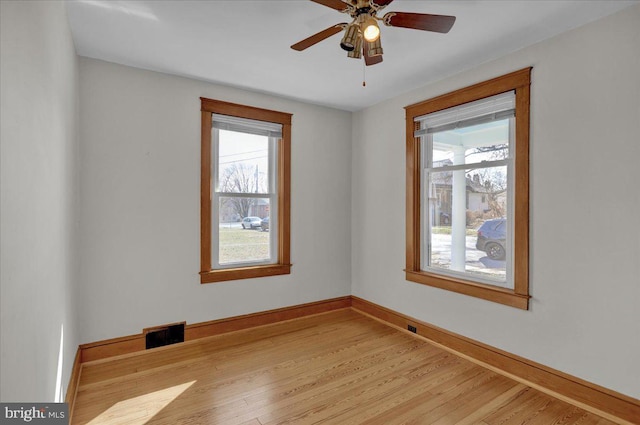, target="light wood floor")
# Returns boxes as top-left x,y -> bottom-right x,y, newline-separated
72,309 -> 616,425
